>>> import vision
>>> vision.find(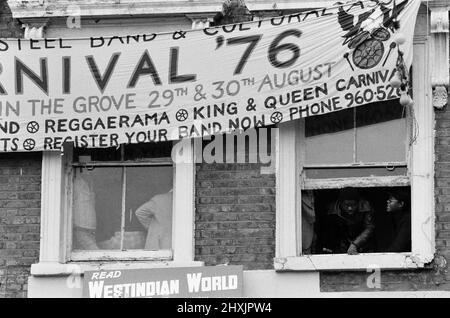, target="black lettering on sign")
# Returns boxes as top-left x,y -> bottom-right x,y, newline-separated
0,40 -> 9,51
15,57 -> 48,95
90,37 -> 104,48
227,35 -> 262,75
0,121 -> 19,134
169,47 -> 196,84
62,56 -> 71,94
268,29 -> 302,69
128,50 -> 162,88
86,53 -> 121,93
